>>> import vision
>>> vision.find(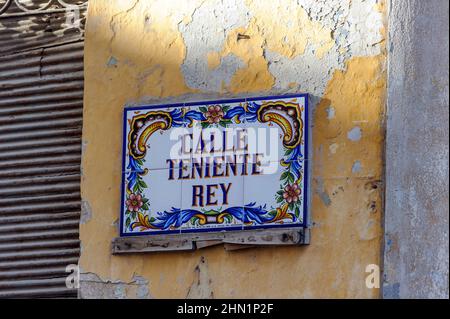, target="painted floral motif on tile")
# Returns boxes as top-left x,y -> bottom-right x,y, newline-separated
243,160 -> 307,229
122,168 -> 182,234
